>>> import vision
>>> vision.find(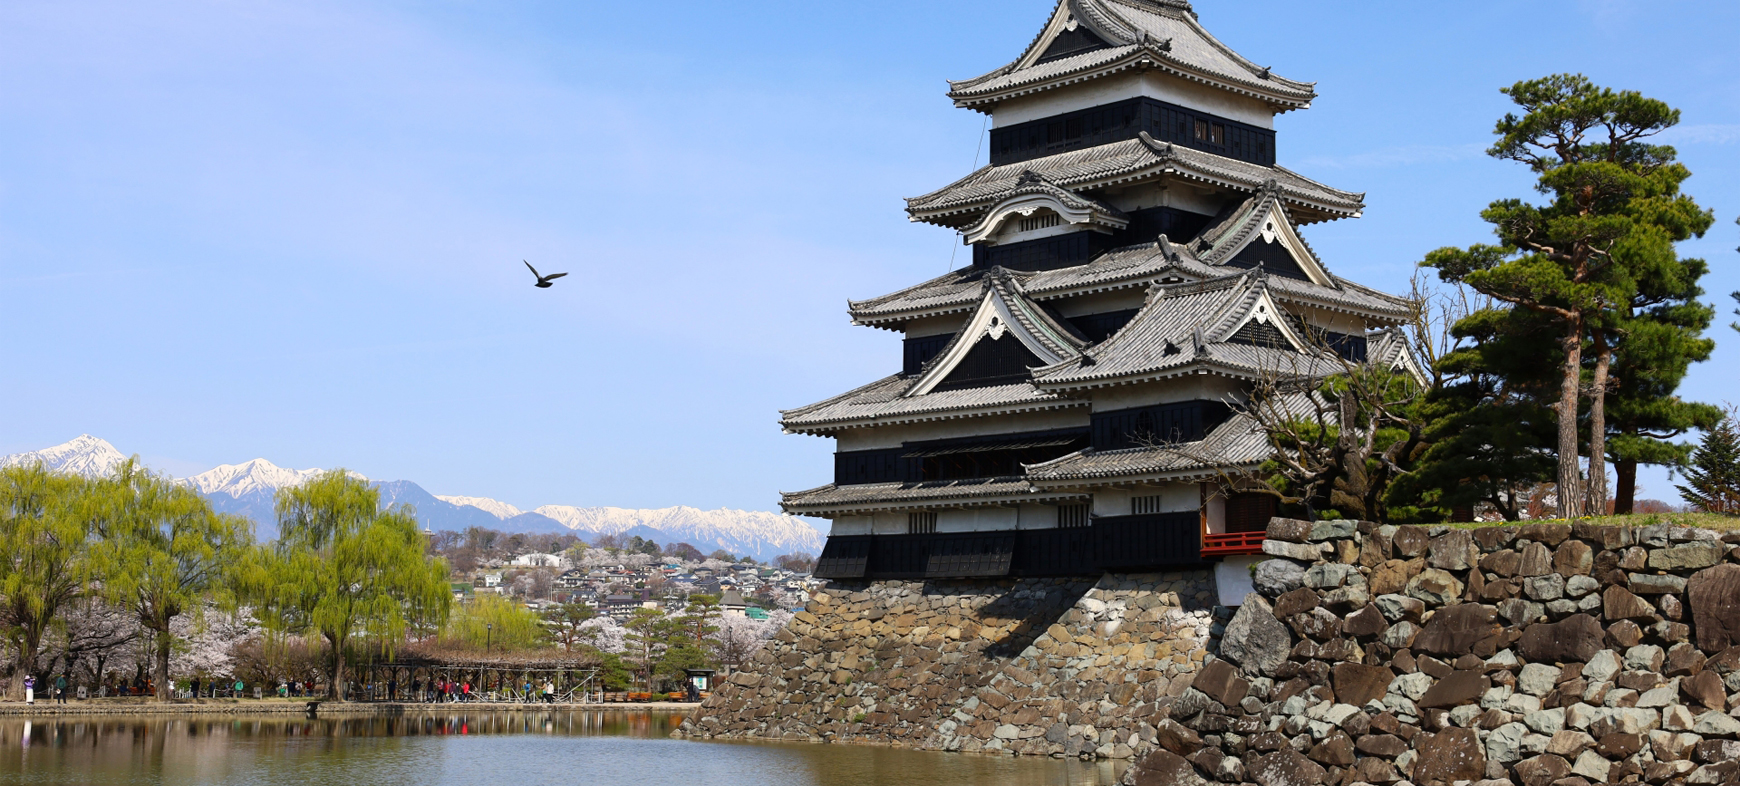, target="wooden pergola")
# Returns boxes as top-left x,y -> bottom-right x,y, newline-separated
356,652 -> 602,703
